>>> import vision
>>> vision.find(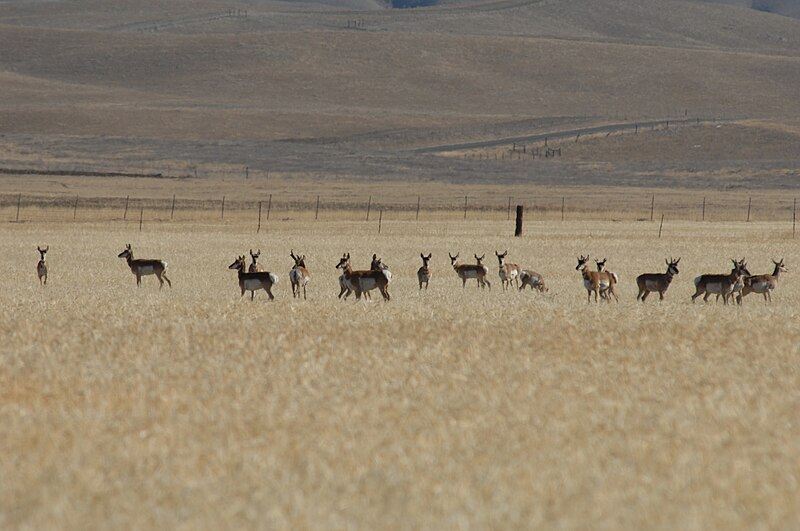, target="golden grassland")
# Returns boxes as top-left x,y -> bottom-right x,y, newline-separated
2,217 -> 799,529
